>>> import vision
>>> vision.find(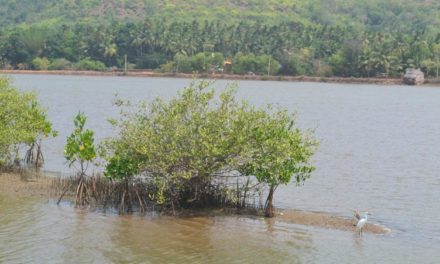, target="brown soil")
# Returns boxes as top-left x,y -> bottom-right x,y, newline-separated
276,209 -> 390,235
0,172 -> 390,234
0,69 -> 410,85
